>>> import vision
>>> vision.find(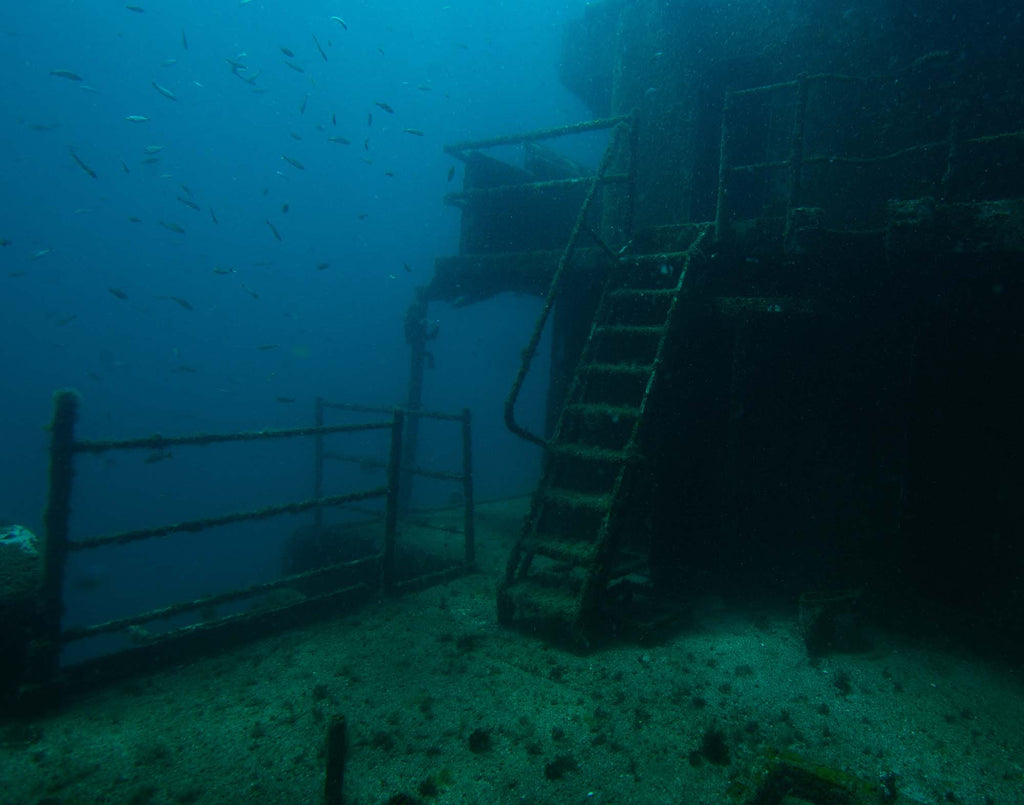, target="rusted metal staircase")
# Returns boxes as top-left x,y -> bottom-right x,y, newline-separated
498,223 -> 710,640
